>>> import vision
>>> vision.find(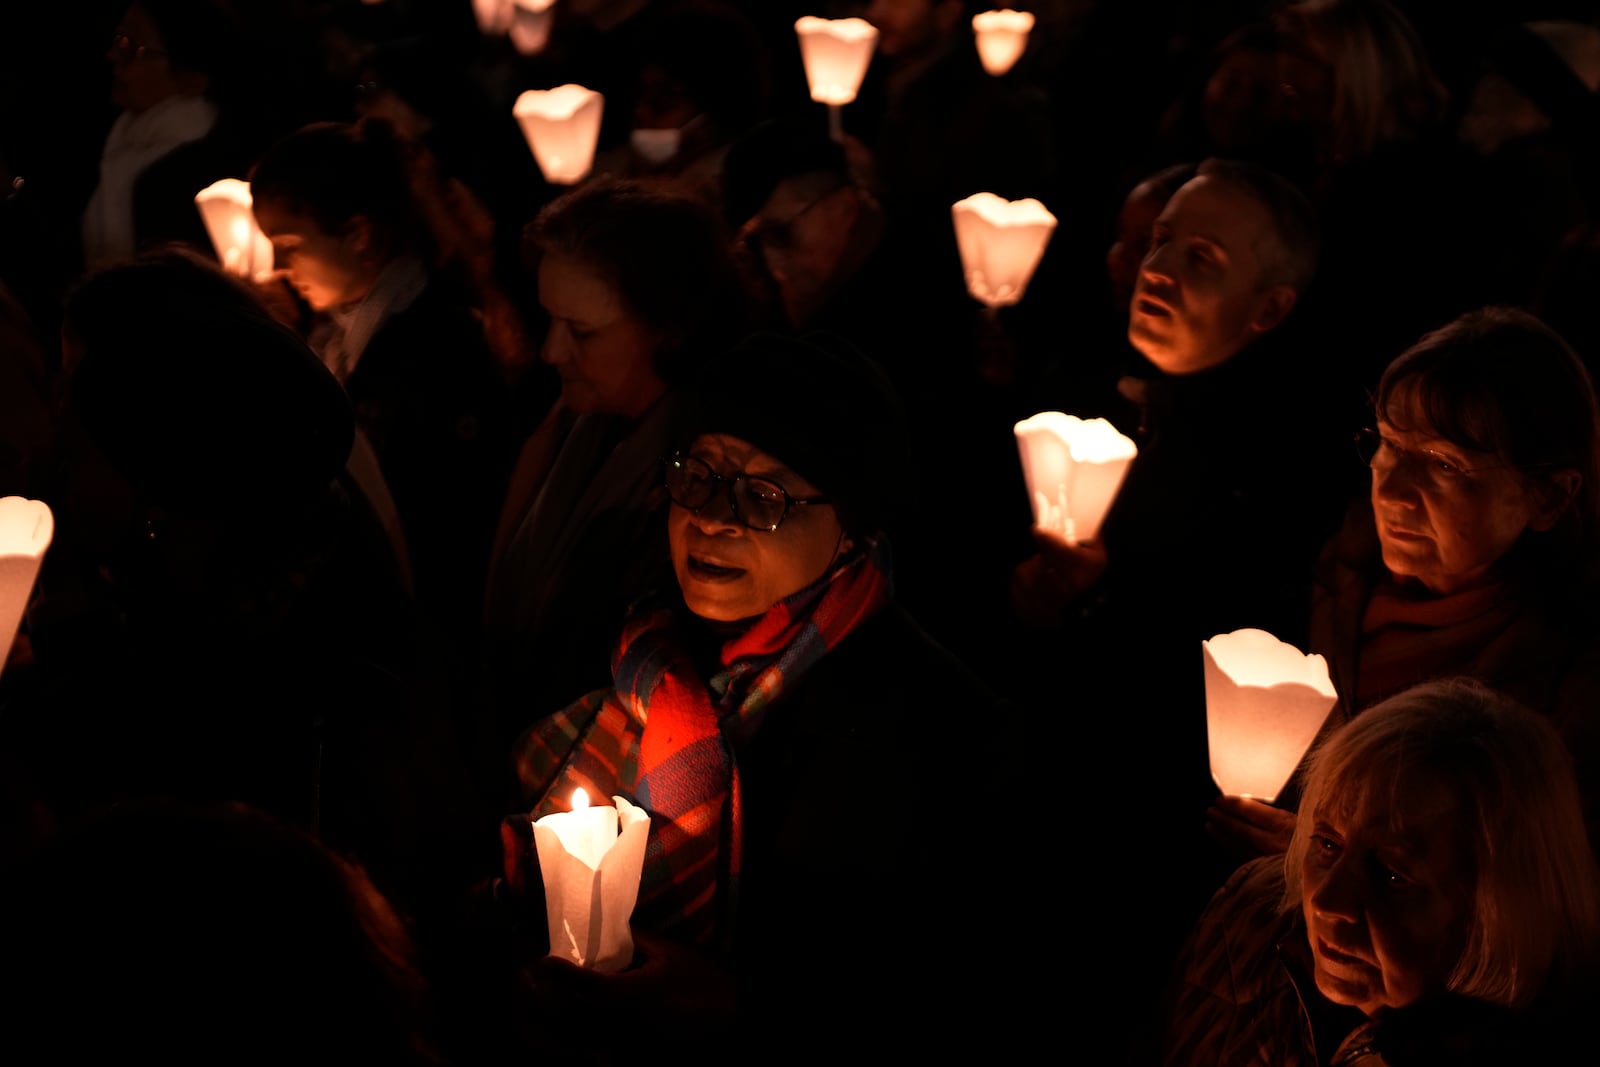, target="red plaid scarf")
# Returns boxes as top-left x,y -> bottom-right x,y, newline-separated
514,537 -> 892,947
